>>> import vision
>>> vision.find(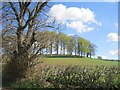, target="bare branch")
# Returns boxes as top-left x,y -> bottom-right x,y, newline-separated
9,2 -> 19,23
